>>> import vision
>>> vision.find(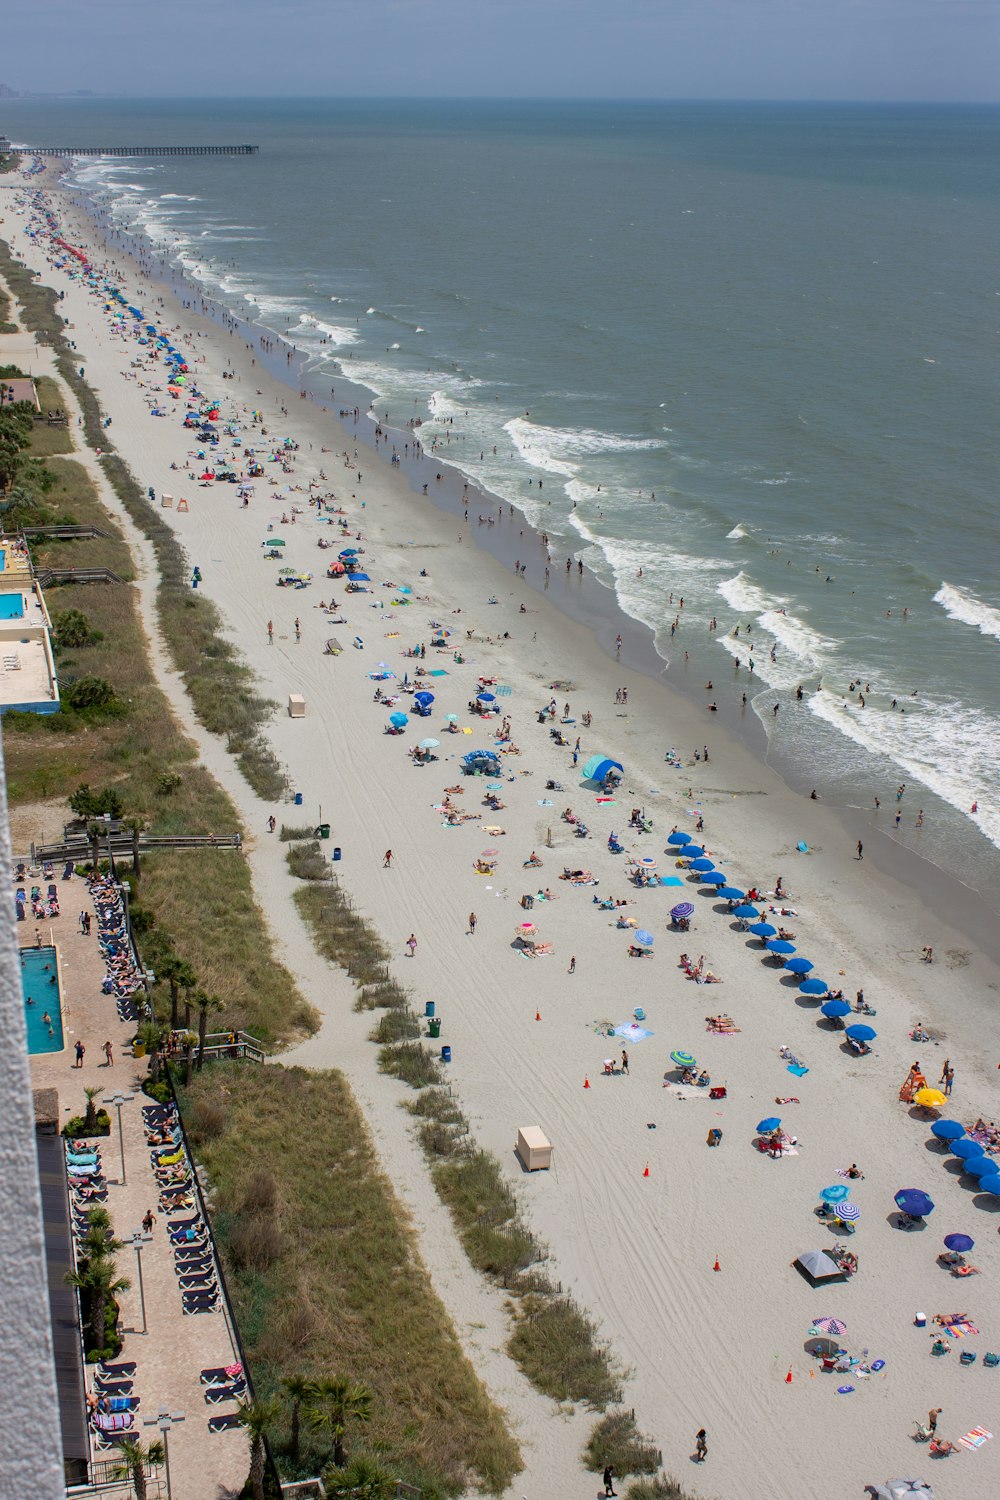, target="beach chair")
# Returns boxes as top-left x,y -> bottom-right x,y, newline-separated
204,1380 -> 245,1404
706,1128 -> 722,1147
984,1351 -> 1000,1367
200,1366 -> 242,1386
208,1413 -> 242,1433
960,1350 -> 977,1364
